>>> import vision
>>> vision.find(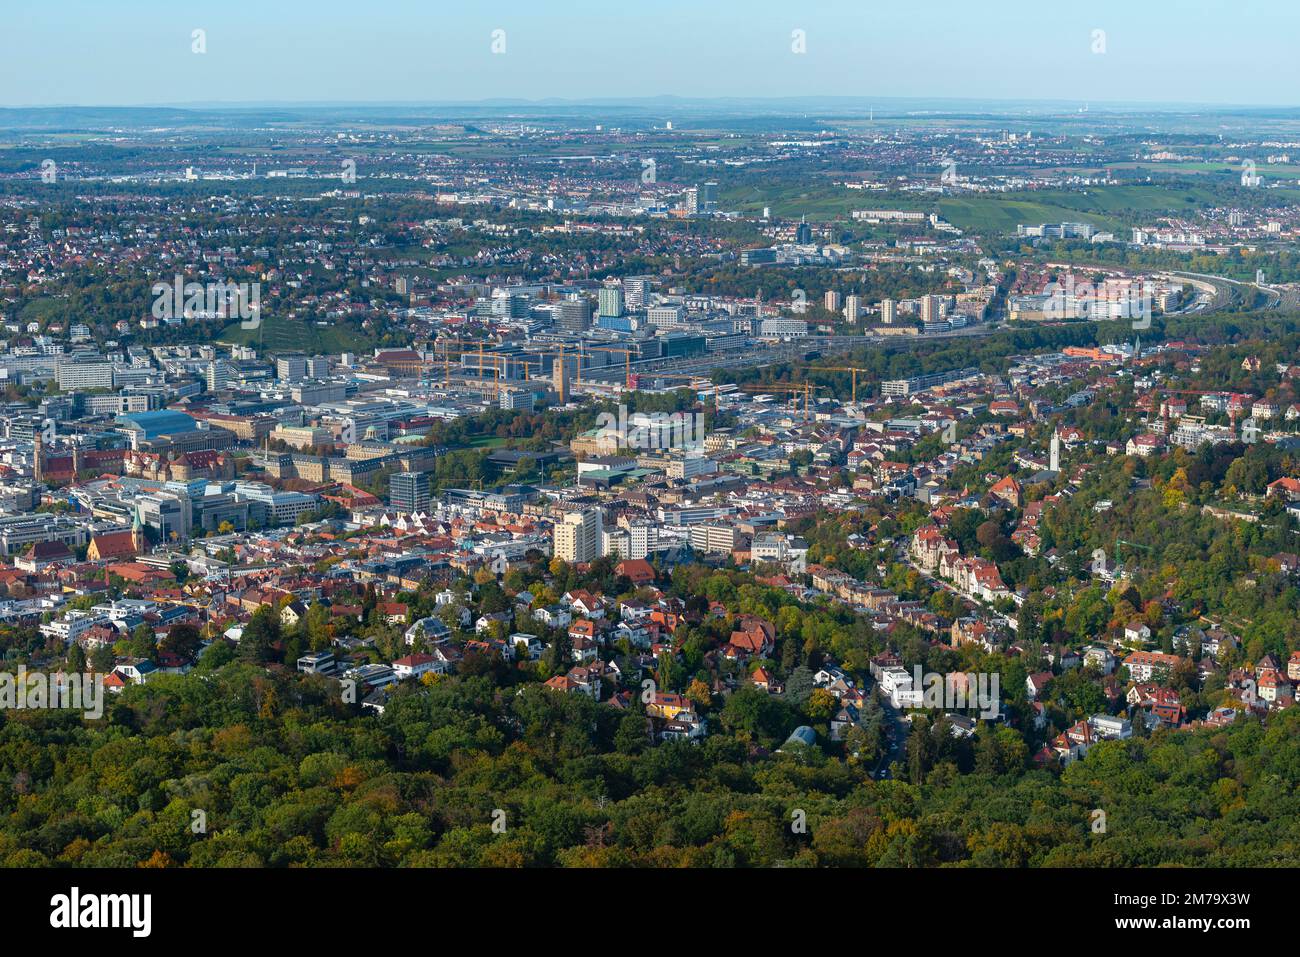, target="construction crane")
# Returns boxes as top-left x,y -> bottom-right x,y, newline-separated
524,343 -> 632,394
799,365 -> 871,403
738,382 -> 820,421
431,337 -> 520,398
526,344 -> 580,401
430,336 -> 476,388
627,371 -> 723,417
630,371 -> 710,395
477,350 -> 511,399
580,345 -> 635,387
